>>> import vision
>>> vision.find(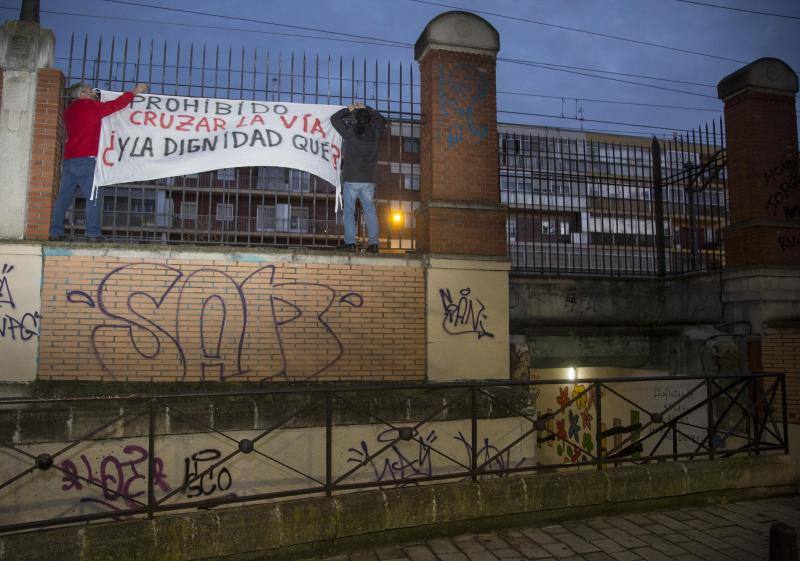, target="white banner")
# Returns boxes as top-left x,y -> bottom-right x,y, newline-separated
93,91 -> 345,208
